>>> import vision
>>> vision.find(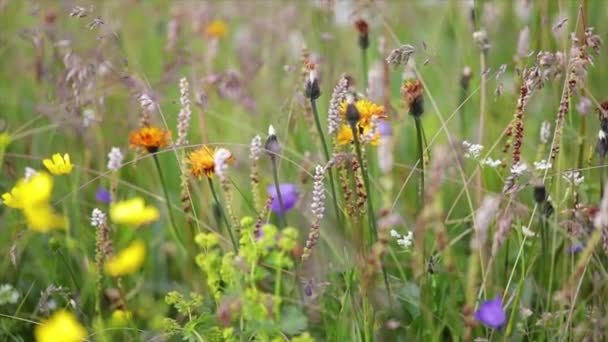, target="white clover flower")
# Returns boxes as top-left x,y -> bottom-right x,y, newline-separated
563,170 -> 584,186
463,141 -> 484,159
511,162 -> 528,175
534,159 -> 552,171
481,158 -> 502,168
90,208 -> 106,227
